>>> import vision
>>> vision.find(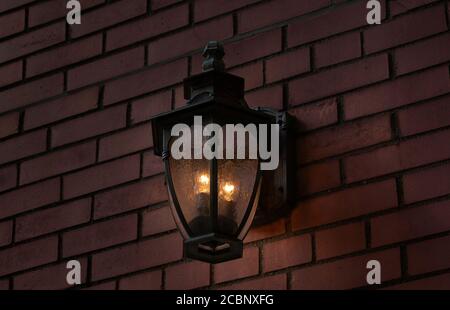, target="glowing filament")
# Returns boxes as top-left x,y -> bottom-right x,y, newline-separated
221,182 -> 236,202
196,174 -> 210,193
